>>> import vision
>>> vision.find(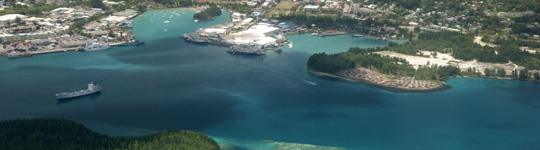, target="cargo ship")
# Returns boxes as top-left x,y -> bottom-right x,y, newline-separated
55,82 -> 101,99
